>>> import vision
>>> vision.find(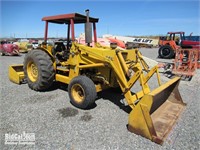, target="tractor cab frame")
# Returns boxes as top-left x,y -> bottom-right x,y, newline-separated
42,10 -> 98,46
